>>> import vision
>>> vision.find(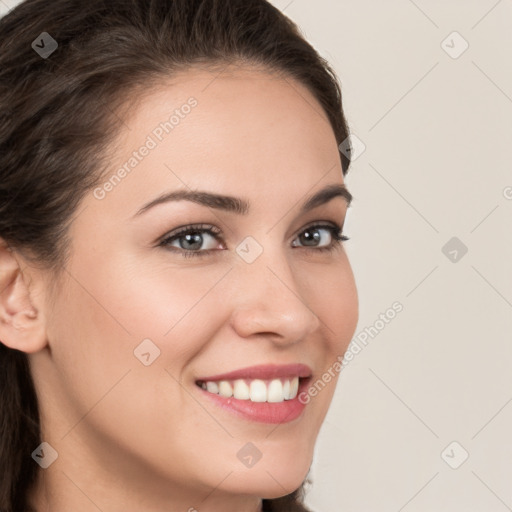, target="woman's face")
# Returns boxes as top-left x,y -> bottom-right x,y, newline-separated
30,66 -> 358,509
